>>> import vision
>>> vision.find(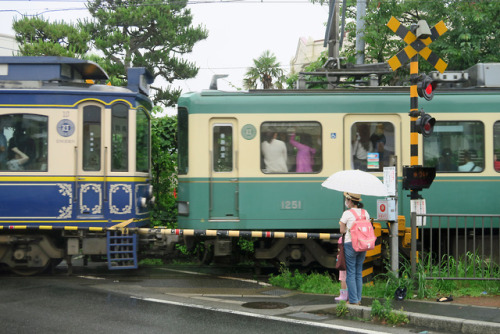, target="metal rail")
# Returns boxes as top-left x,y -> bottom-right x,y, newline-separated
412,213 -> 500,280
